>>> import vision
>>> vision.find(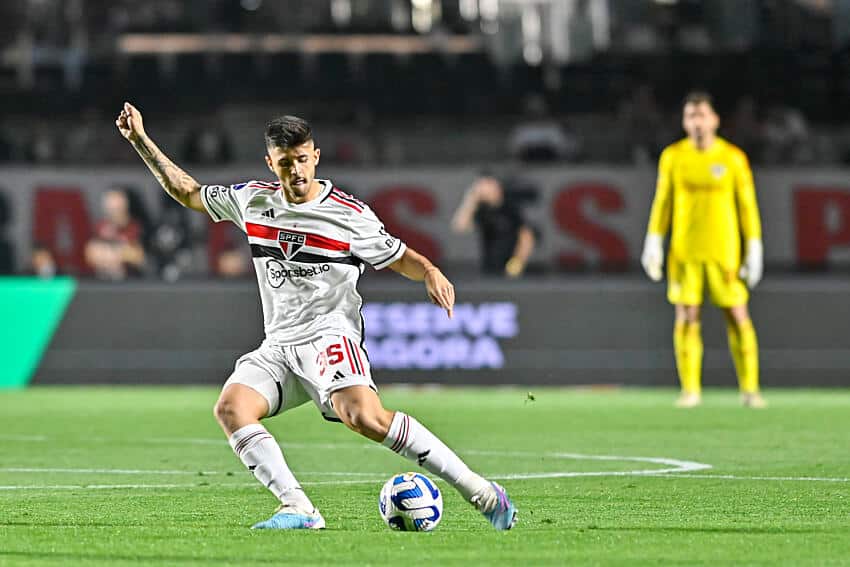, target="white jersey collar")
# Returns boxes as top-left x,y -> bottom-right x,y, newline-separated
277,179 -> 333,211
